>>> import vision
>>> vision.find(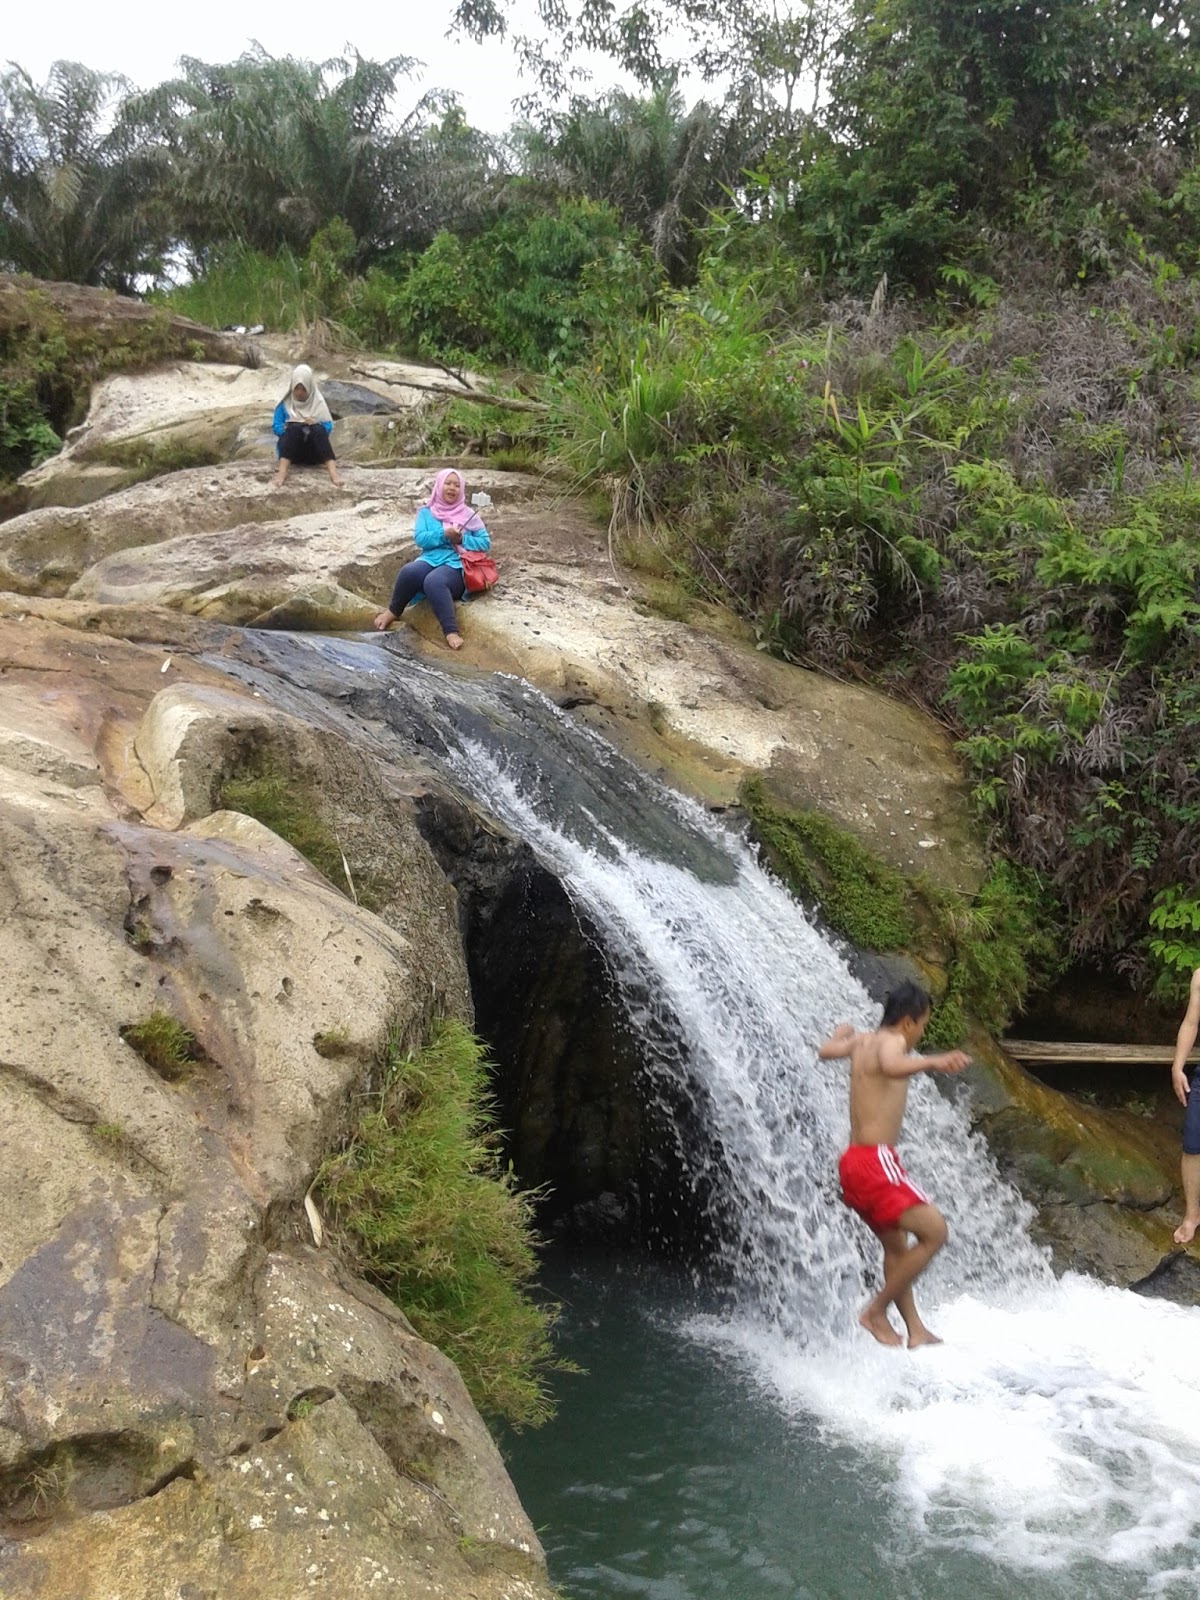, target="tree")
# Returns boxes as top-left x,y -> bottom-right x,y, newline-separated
136,49 -> 464,268
794,0 -> 1200,288
0,62 -> 167,288
515,82 -> 766,278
